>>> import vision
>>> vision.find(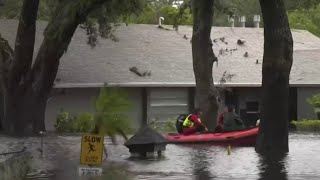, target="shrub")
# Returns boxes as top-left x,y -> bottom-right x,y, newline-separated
149,117 -> 177,133
307,94 -> 320,108
292,120 -> 320,131
54,111 -> 76,133
74,113 -> 95,133
94,87 -> 132,137
54,87 -> 133,140
54,111 -> 95,133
